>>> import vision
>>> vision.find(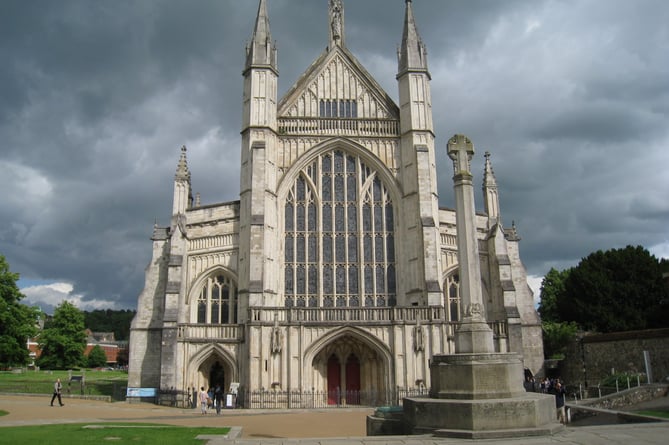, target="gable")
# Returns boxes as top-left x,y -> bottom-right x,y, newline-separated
278,47 -> 399,120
